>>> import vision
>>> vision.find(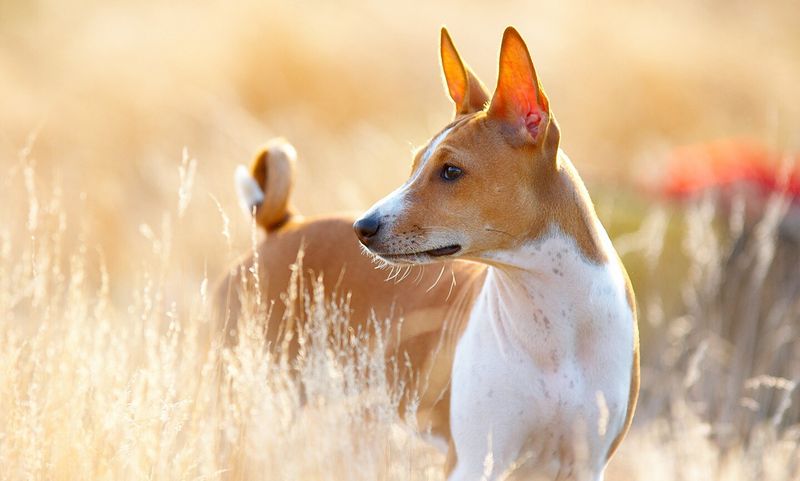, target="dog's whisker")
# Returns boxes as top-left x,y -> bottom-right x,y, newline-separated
388,264 -> 404,282
427,265 -> 446,293
446,266 -> 456,301
485,227 -> 514,238
398,265 -> 413,283
413,265 -> 425,285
